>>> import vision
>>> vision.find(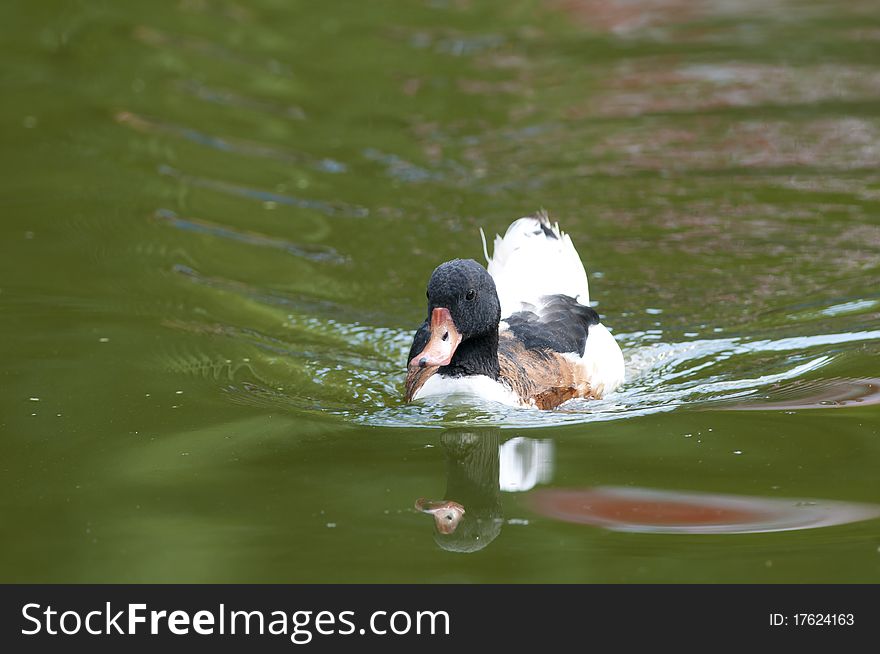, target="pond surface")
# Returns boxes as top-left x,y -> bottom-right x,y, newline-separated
2,0 -> 879,582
